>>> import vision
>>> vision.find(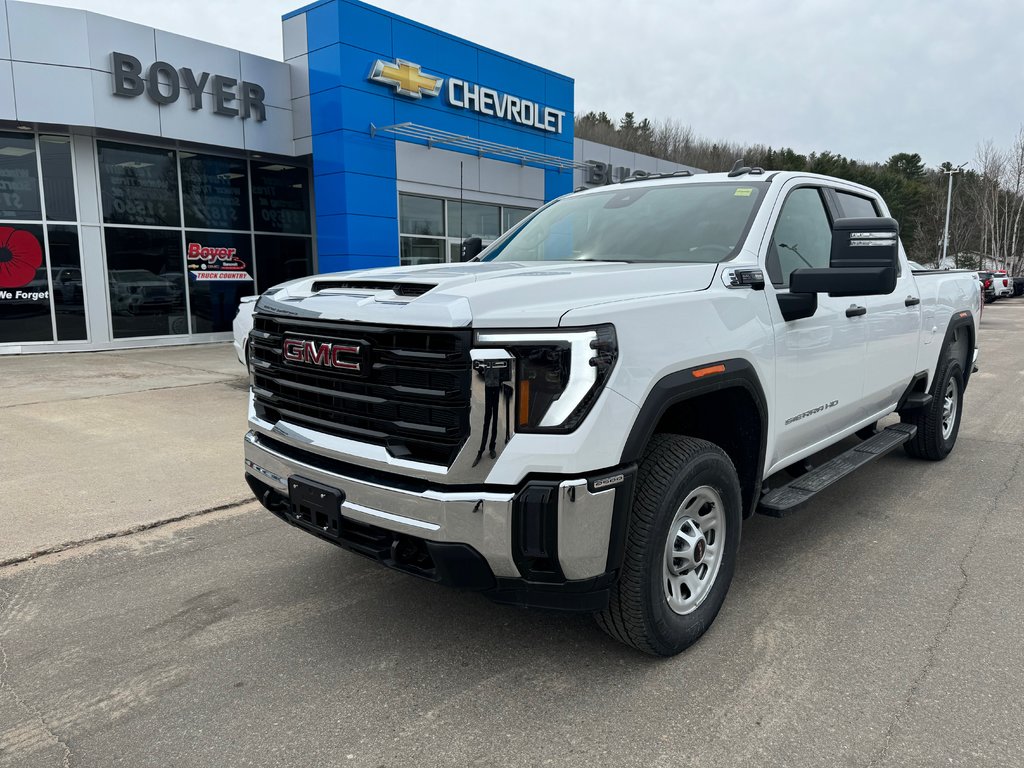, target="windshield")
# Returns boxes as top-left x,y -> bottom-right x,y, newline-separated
480,182 -> 768,263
